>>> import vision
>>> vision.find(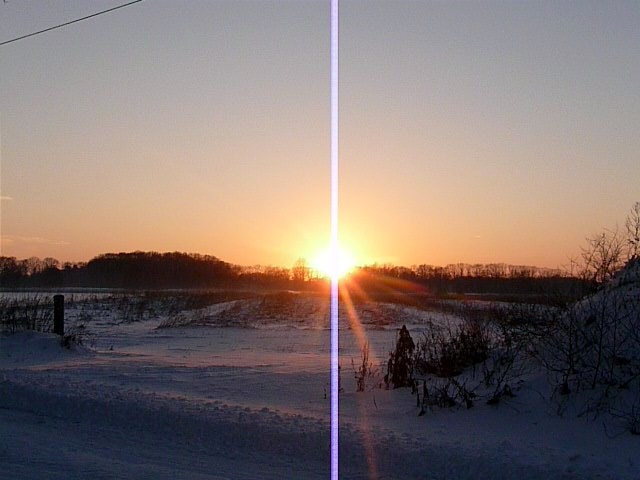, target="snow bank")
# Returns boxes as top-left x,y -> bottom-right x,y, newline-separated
2,371 -> 633,480
1,322 -> 638,479
0,331 -> 91,367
